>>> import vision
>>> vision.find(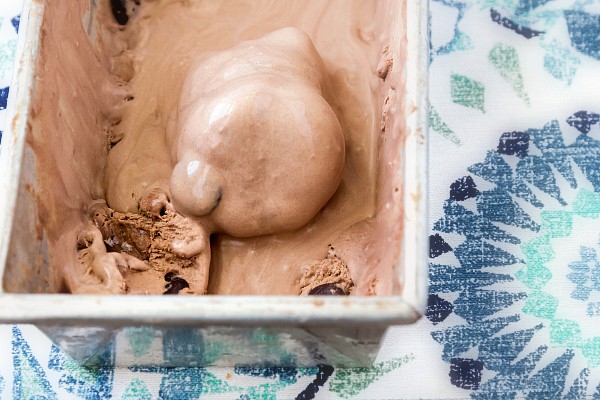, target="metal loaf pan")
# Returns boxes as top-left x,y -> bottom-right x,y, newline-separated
0,0 -> 428,367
